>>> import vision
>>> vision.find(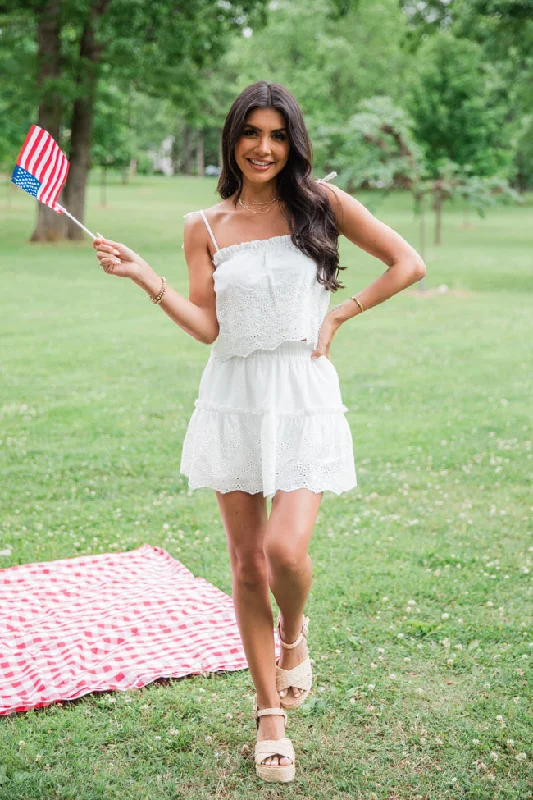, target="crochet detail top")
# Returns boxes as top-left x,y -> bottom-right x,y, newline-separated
191,212 -> 331,361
